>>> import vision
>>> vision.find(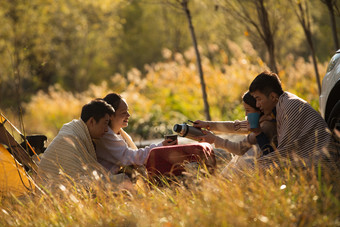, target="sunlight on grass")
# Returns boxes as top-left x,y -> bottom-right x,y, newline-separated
0,41 -> 336,226
0,161 -> 339,226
